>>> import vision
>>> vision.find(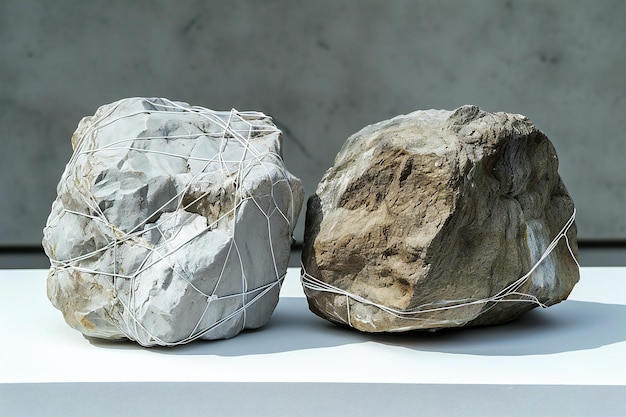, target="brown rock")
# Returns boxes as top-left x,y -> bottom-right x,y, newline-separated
301,105 -> 579,332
